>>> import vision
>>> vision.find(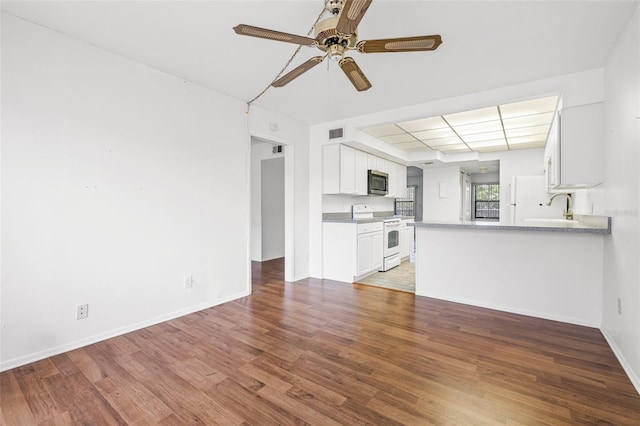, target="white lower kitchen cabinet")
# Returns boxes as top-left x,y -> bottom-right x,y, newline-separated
399,221 -> 415,259
323,221 -> 383,283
